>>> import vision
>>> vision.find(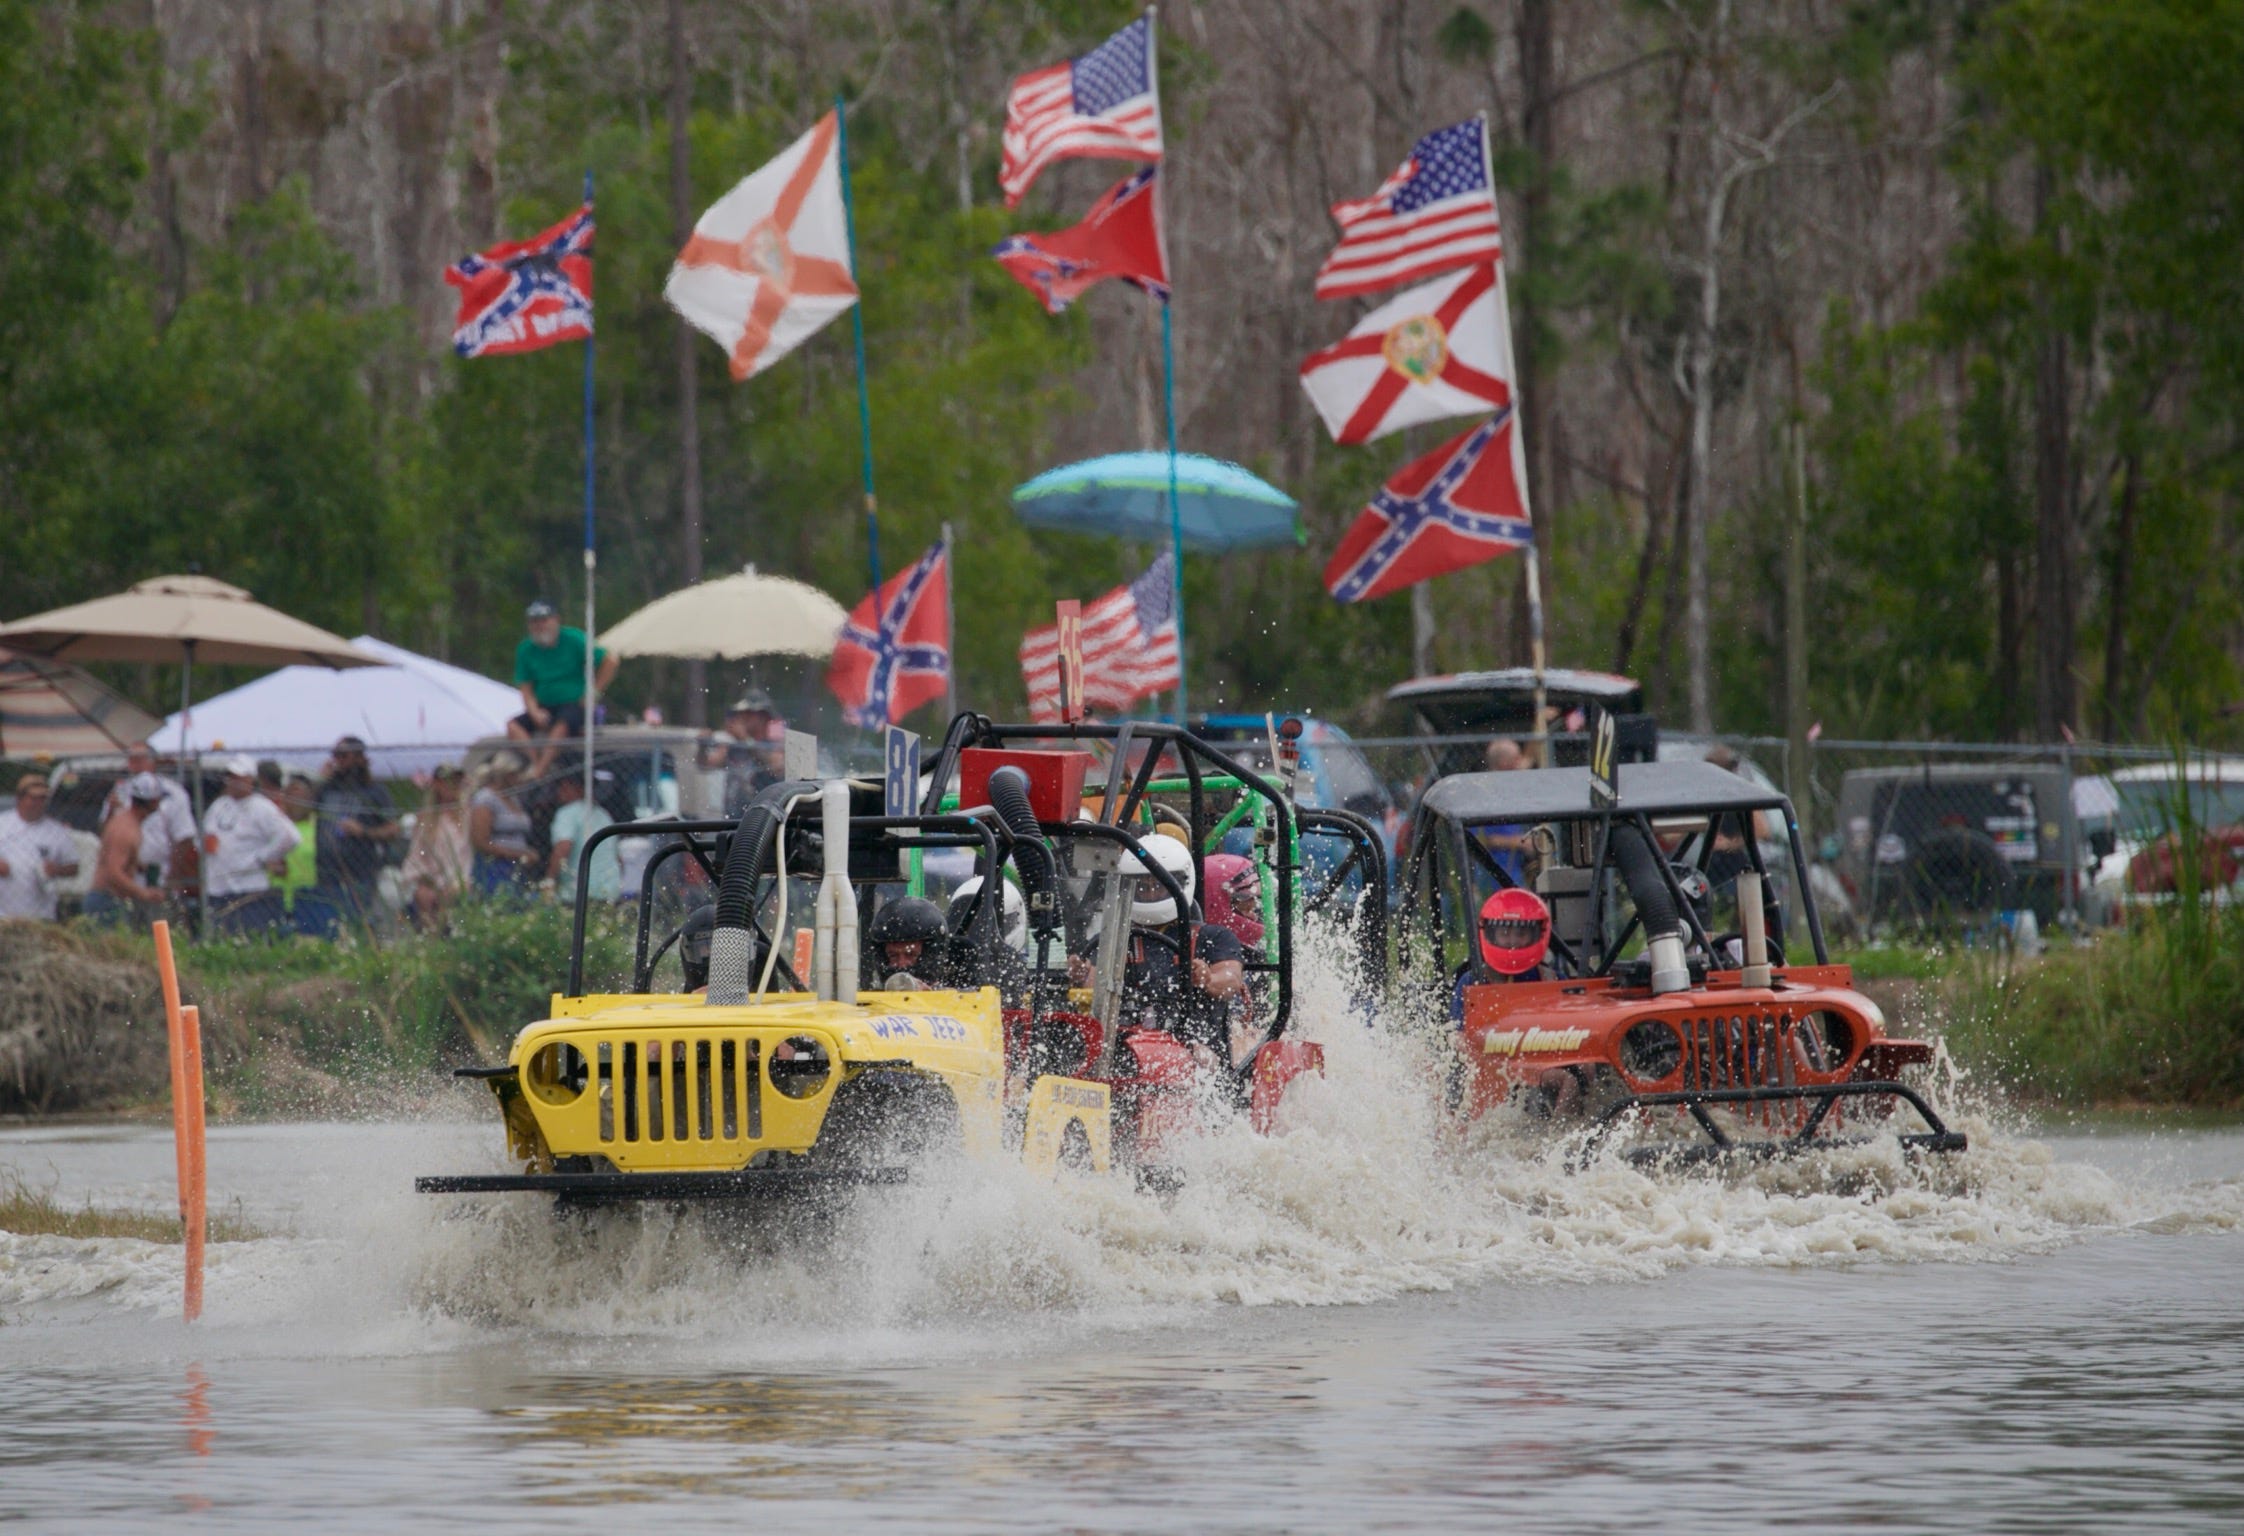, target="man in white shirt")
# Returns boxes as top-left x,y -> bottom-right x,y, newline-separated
101,741 -> 196,888
0,774 -> 82,921
201,754 -> 301,937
